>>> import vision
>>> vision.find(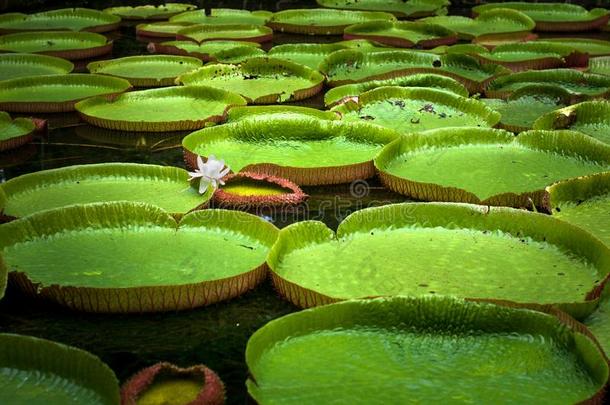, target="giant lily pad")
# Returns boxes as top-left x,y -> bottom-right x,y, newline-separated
472,2 -> 610,32
177,57 -> 324,104
474,41 -> 579,71
148,40 -> 263,62
0,74 -> 131,113
0,53 -> 73,81
482,85 -> 571,132
0,8 -> 120,33
227,105 -> 338,123
0,202 -> 278,313
375,128 -> 610,208
267,9 -> 396,35
324,73 -> 468,107
588,56 -> 610,76
87,55 -> 202,87
542,38 -> 610,57
76,86 -> 246,132
170,8 -> 270,26
268,43 -> 346,70
0,31 -> 112,60
422,9 -> 535,40
343,21 -> 456,48
267,203 -> 610,318
315,0 -> 448,18
182,117 -> 399,185
533,101 -> 610,145
320,49 -> 510,92
136,21 -> 193,38
0,163 -> 213,220
104,4 -> 197,20
177,24 -> 273,43
0,333 -> 120,404
486,69 -> 610,101
545,172 -> 610,247
0,112 -> 35,152
332,86 -> 500,133
585,285 -> 610,357
247,296 -> 608,403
